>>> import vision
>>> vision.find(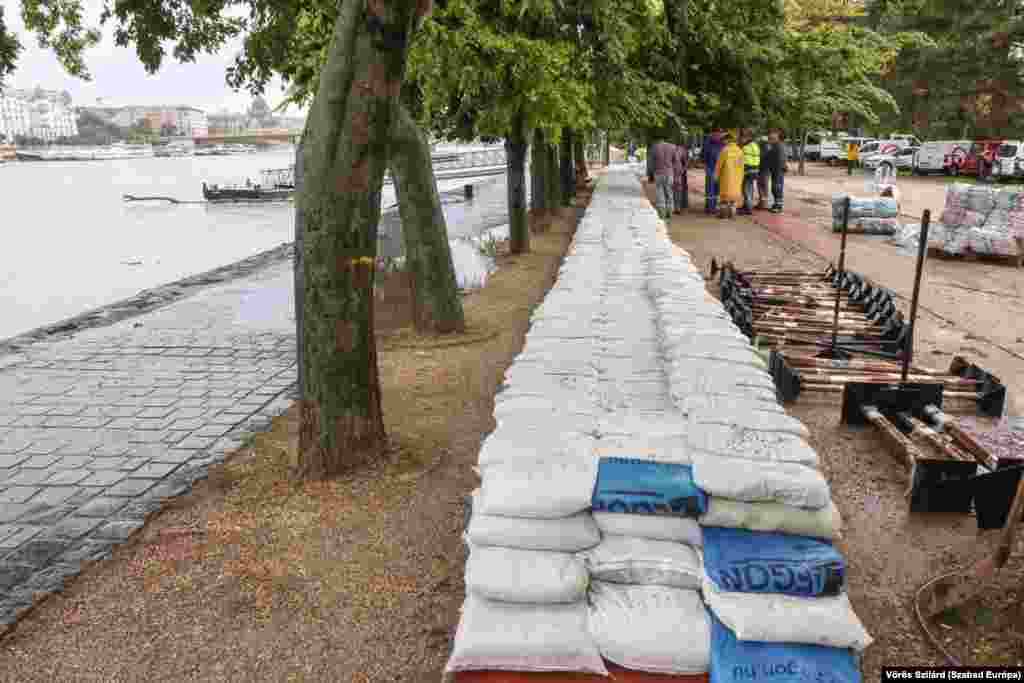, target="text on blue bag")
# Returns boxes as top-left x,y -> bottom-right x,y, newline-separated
703,526 -> 845,597
592,457 -> 707,517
